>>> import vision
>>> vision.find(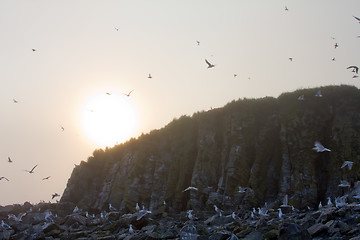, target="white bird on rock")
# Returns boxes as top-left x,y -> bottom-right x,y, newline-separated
109,203 -> 116,212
